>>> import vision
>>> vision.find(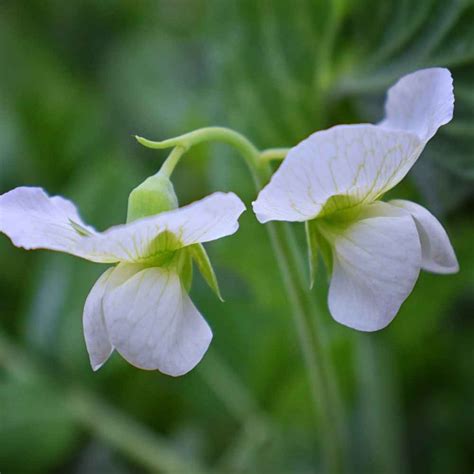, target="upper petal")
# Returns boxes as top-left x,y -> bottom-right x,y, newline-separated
253,68 -> 454,224
0,187 -> 106,260
77,192 -> 245,262
389,200 -> 459,274
325,202 -> 421,331
83,268 -> 114,371
102,264 -> 212,376
253,124 -> 422,223
380,68 -> 454,142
